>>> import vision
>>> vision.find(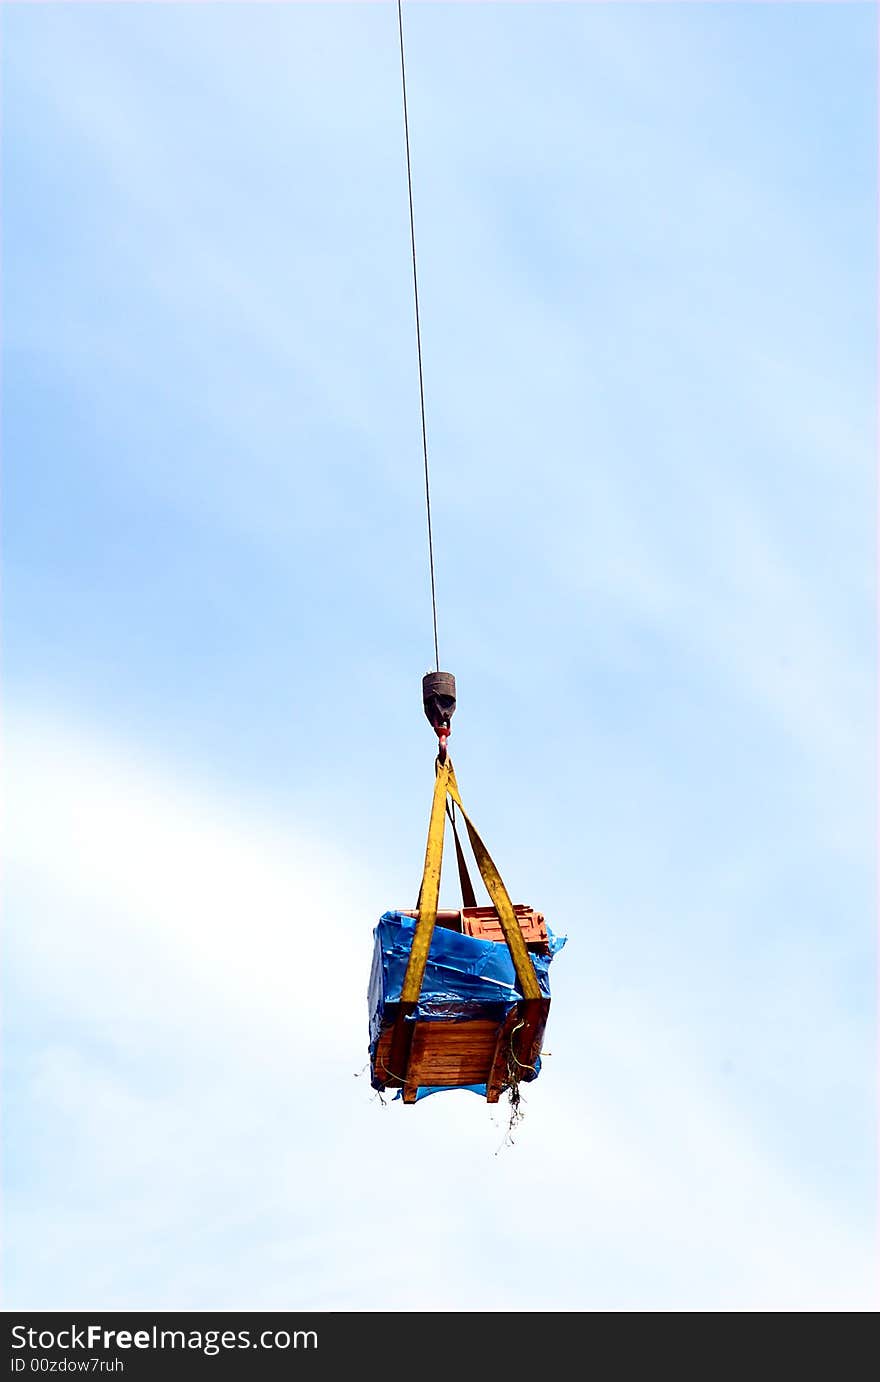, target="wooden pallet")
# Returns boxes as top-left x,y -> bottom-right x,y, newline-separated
373,997 -> 550,1104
